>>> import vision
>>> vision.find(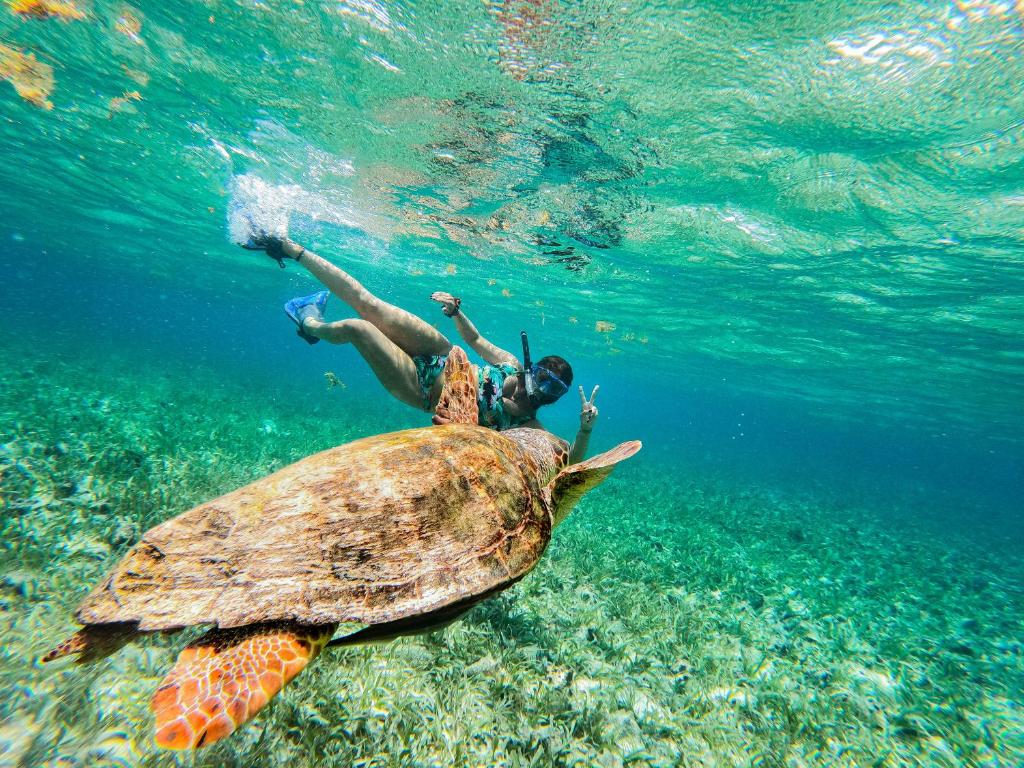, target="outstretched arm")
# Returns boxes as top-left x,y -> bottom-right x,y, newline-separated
568,385 -> 599,464
431,292 -> 519,367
